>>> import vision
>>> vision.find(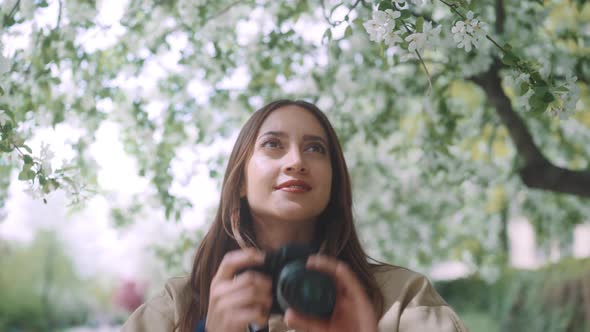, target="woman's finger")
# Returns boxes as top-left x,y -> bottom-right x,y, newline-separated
216,285 -> 273,312
232,271 -> 272,293
214,271 -> 272,299
213,248 -> 264,282
306,255 -> 365,295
